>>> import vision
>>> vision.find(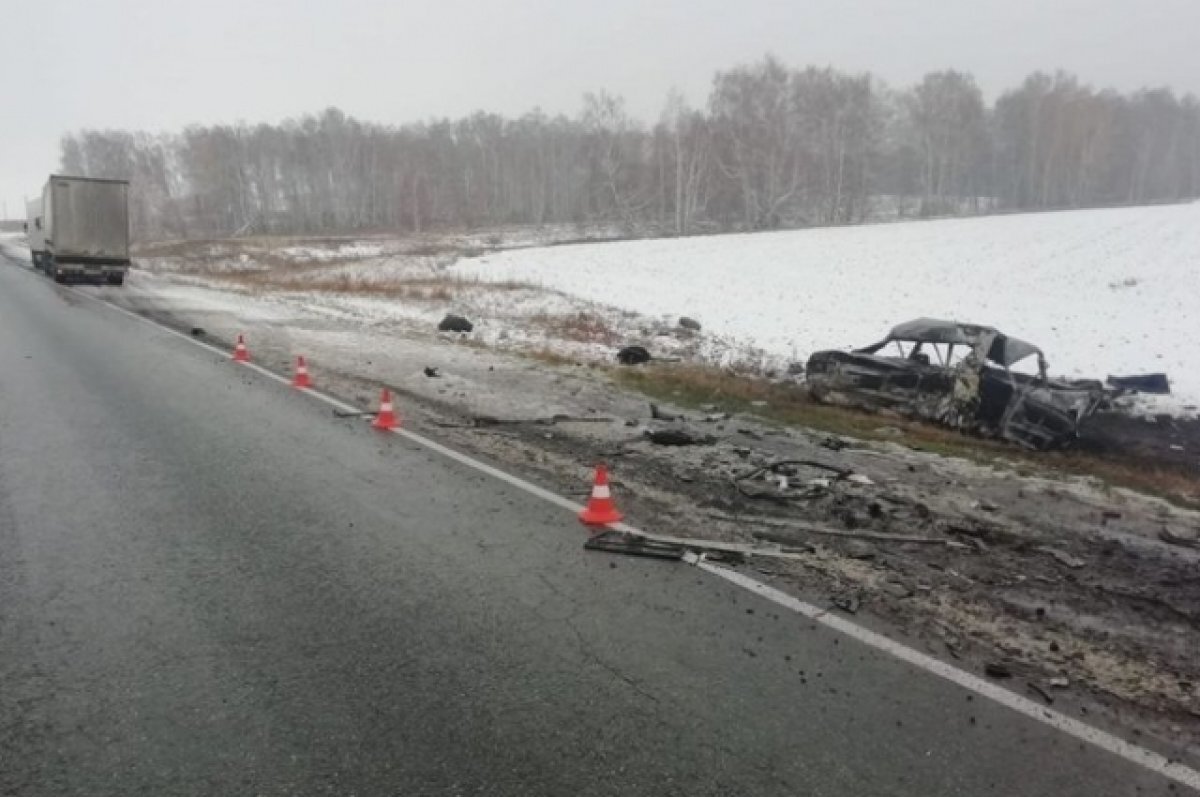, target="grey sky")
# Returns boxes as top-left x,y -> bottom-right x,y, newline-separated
4,0 -> 1199,217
